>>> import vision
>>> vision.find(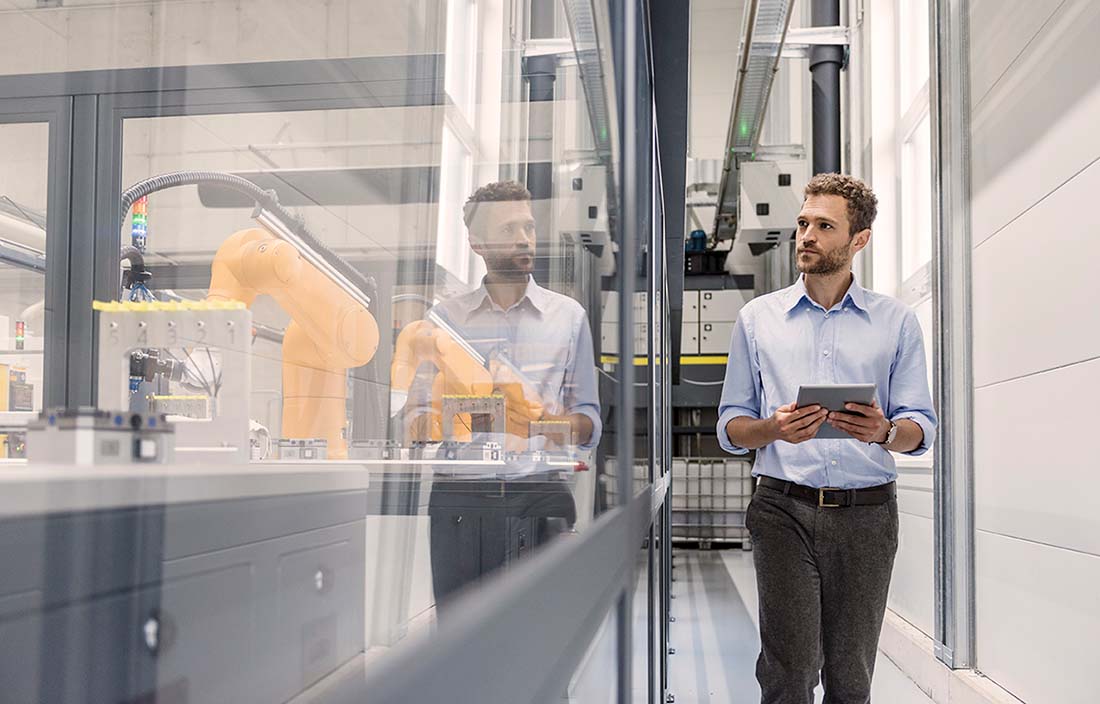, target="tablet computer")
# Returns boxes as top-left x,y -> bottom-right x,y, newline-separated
795,384 -> 878,440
